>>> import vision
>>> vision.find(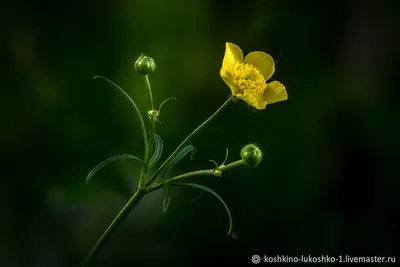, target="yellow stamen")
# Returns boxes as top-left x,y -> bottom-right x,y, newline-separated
232,63 -> 266,95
